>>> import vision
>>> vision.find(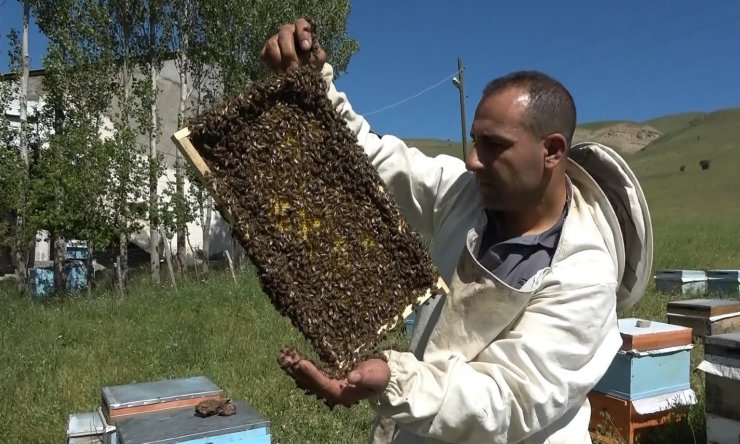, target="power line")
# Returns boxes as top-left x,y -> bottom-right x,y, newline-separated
363,68 -> 463,116
358,9 -> 740,119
